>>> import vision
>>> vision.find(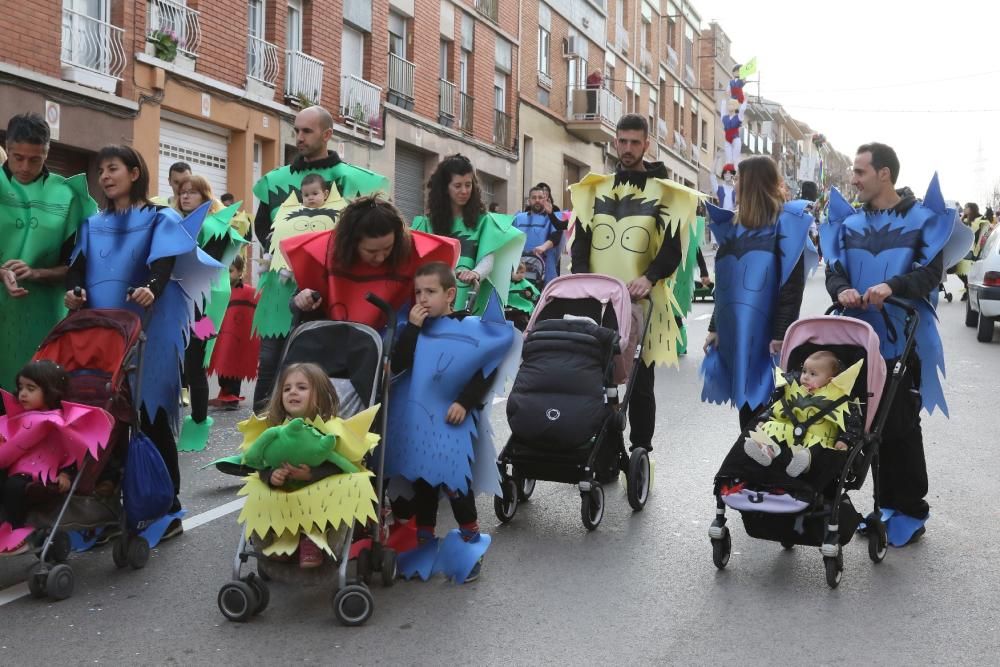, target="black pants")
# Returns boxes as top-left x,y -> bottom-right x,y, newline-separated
219,376 -> 242,398
739,404 -> 758,432
1,472 -> 31,528
629,361 -> 655,449
183,337 -> 209,423
413,479 -> 478,529
140,408 -> 182,512
878,356 -> 929,518
253,335 -> 287,412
